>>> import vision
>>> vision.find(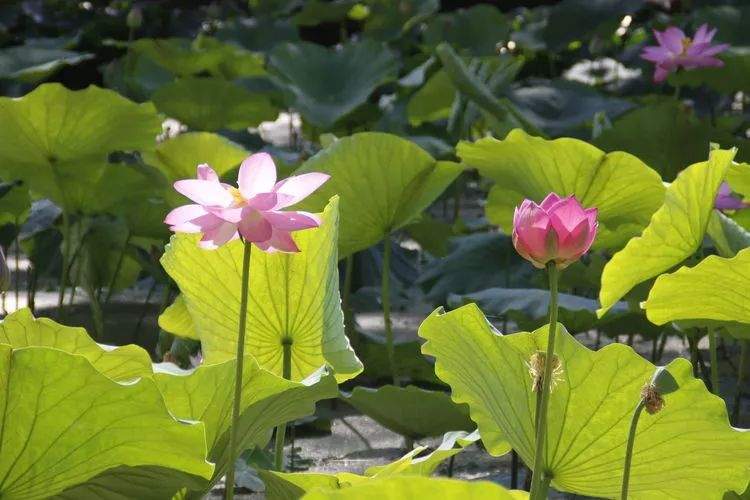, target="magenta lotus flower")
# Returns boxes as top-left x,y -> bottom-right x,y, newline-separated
165,153 -> 329,251
715,182 -> 748,211
641,24 -> 729,83
512,193 -> 598,269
